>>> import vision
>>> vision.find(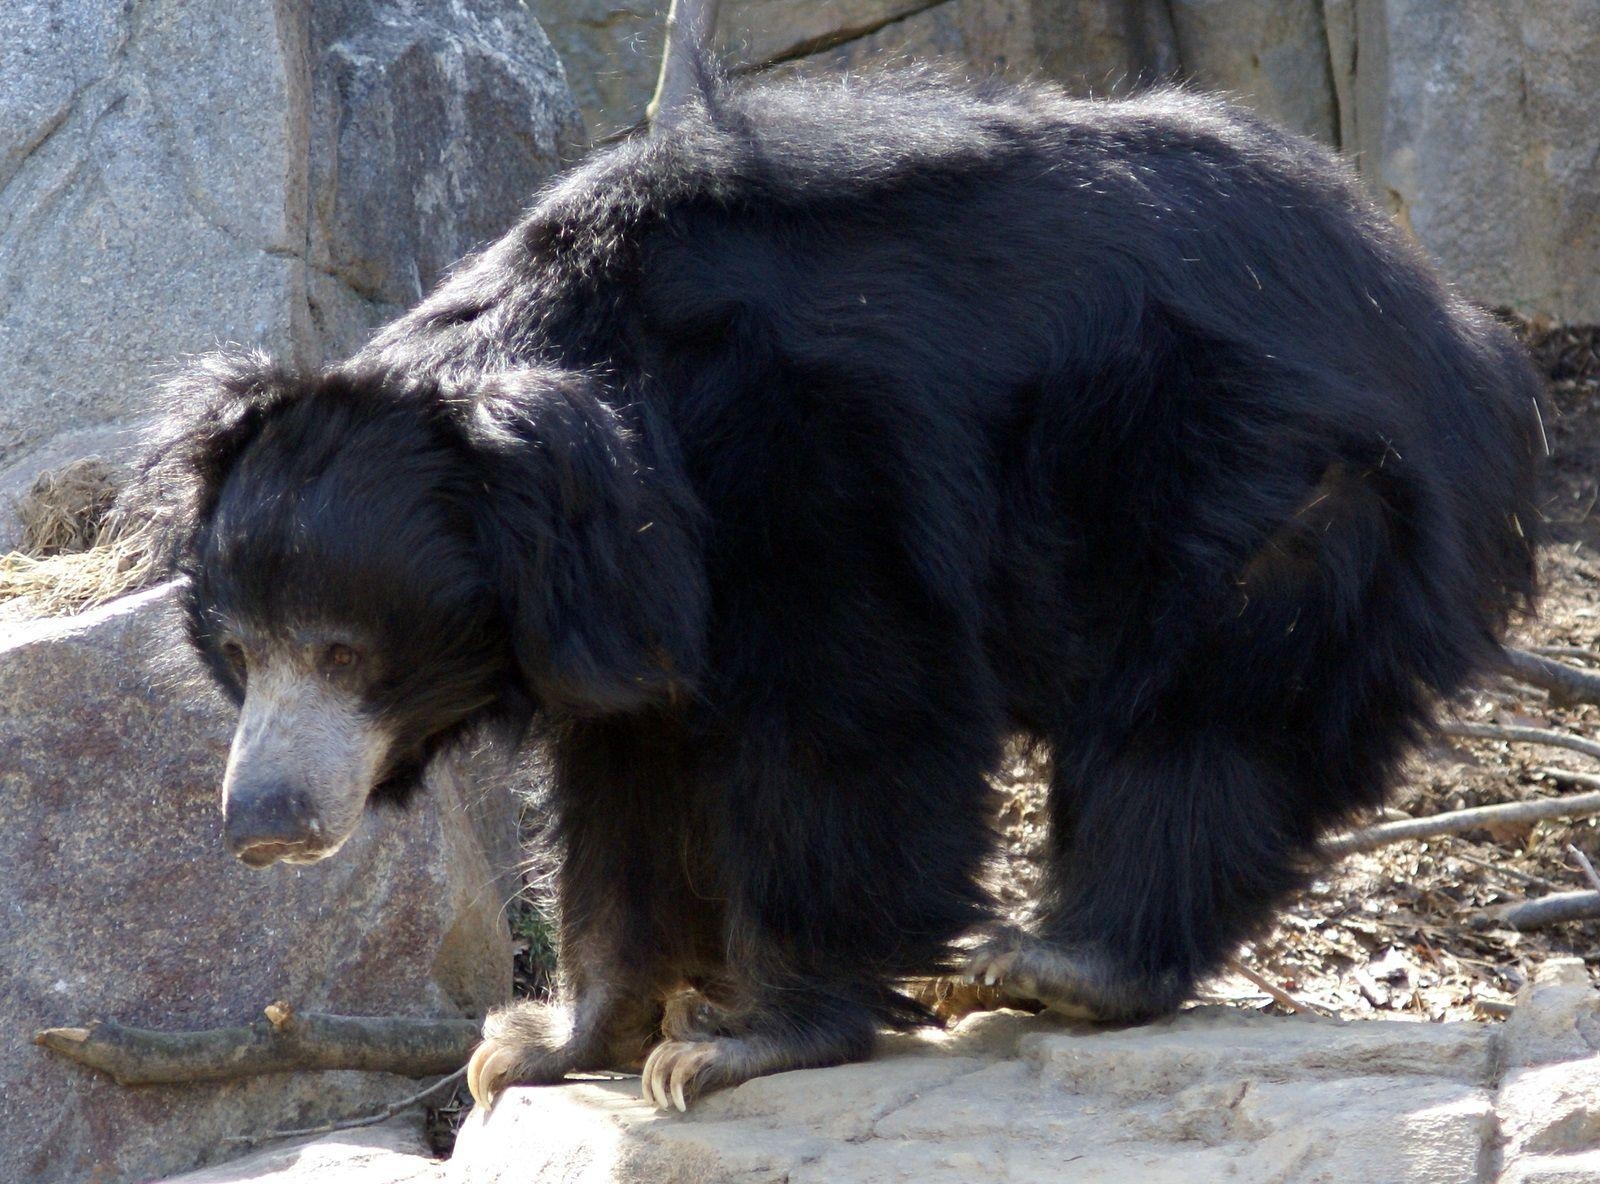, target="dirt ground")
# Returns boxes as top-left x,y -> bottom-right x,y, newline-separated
981,318 -> 1600,1025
